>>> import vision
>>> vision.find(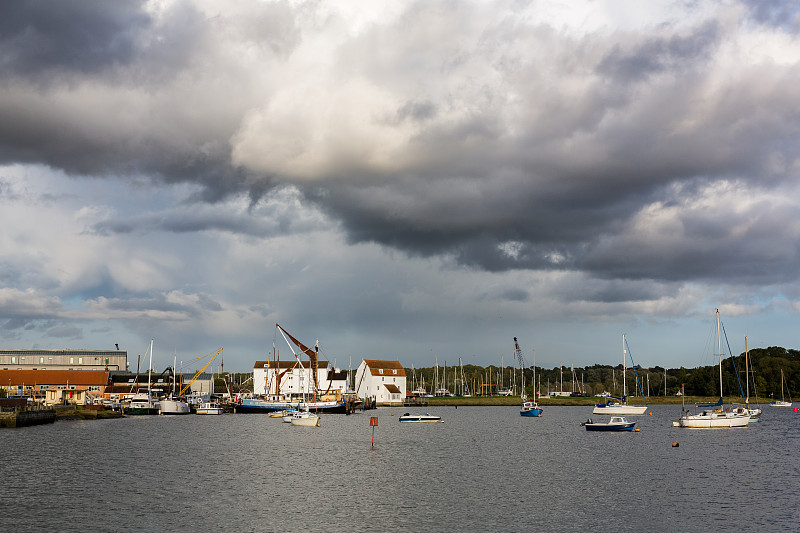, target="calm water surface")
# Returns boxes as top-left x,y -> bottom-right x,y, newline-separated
1,405 -> 797,532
